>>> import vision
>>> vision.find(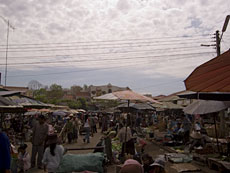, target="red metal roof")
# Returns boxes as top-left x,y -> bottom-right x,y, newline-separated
184,50 -> 230,92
